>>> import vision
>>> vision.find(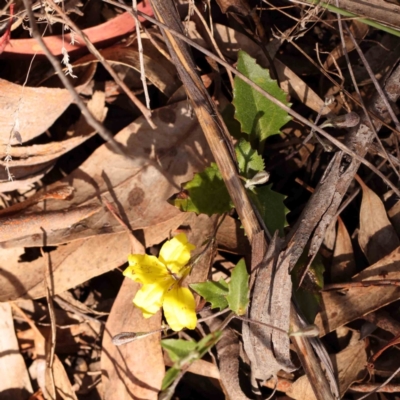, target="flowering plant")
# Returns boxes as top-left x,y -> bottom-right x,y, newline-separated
123,233 -> 197,331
